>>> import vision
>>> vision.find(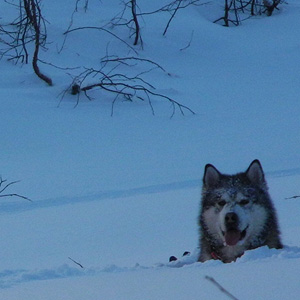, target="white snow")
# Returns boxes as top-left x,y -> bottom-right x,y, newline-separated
0,0 -> 300,299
